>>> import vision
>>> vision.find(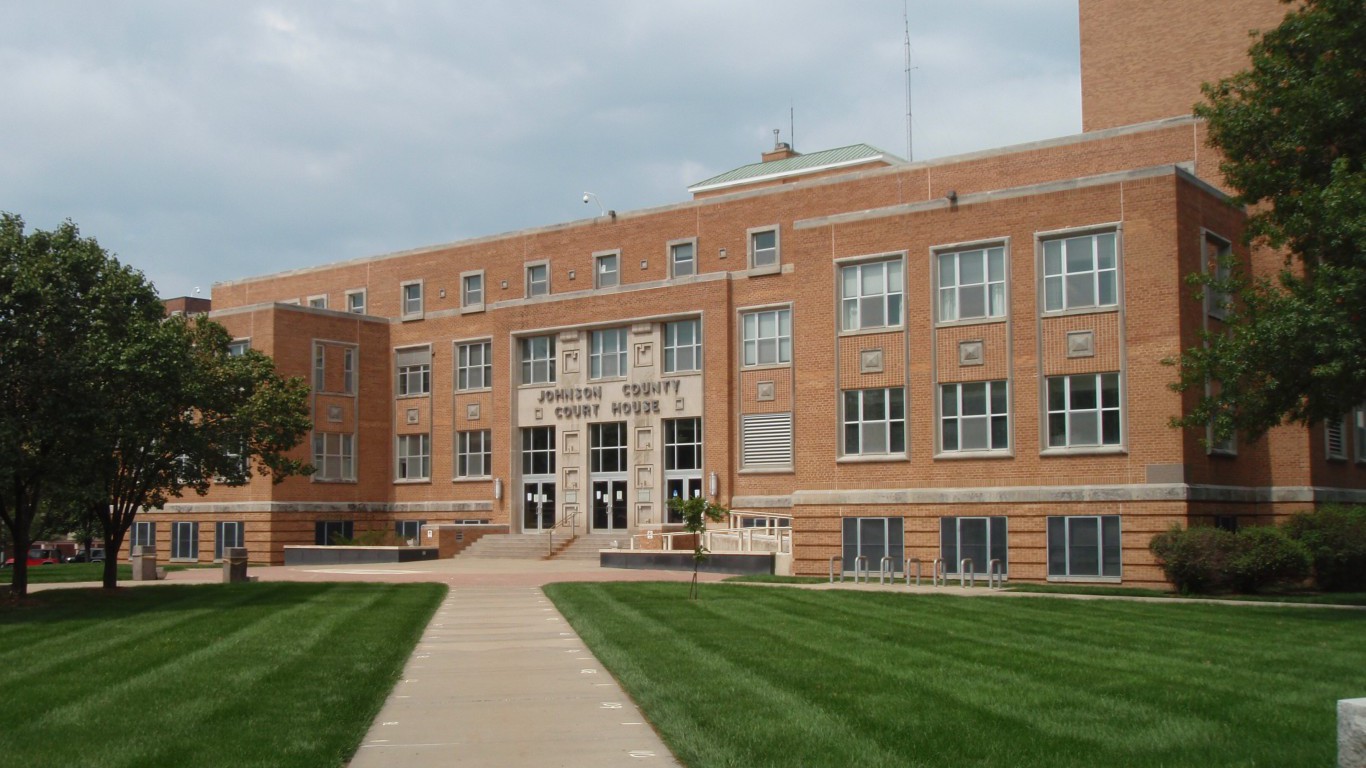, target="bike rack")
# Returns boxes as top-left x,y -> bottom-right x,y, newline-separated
959,558 -> 975,588
879,556 -> 895,584
988,558 -> 1006,590
904,557 -> 922,586
854,555 -> 869,583
828,555 -> 843,583
932,558 -> 946,587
